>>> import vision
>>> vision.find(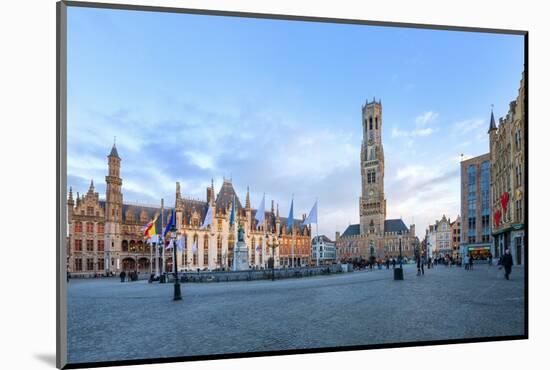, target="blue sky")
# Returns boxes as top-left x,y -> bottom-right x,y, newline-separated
67,6 -> 524,239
